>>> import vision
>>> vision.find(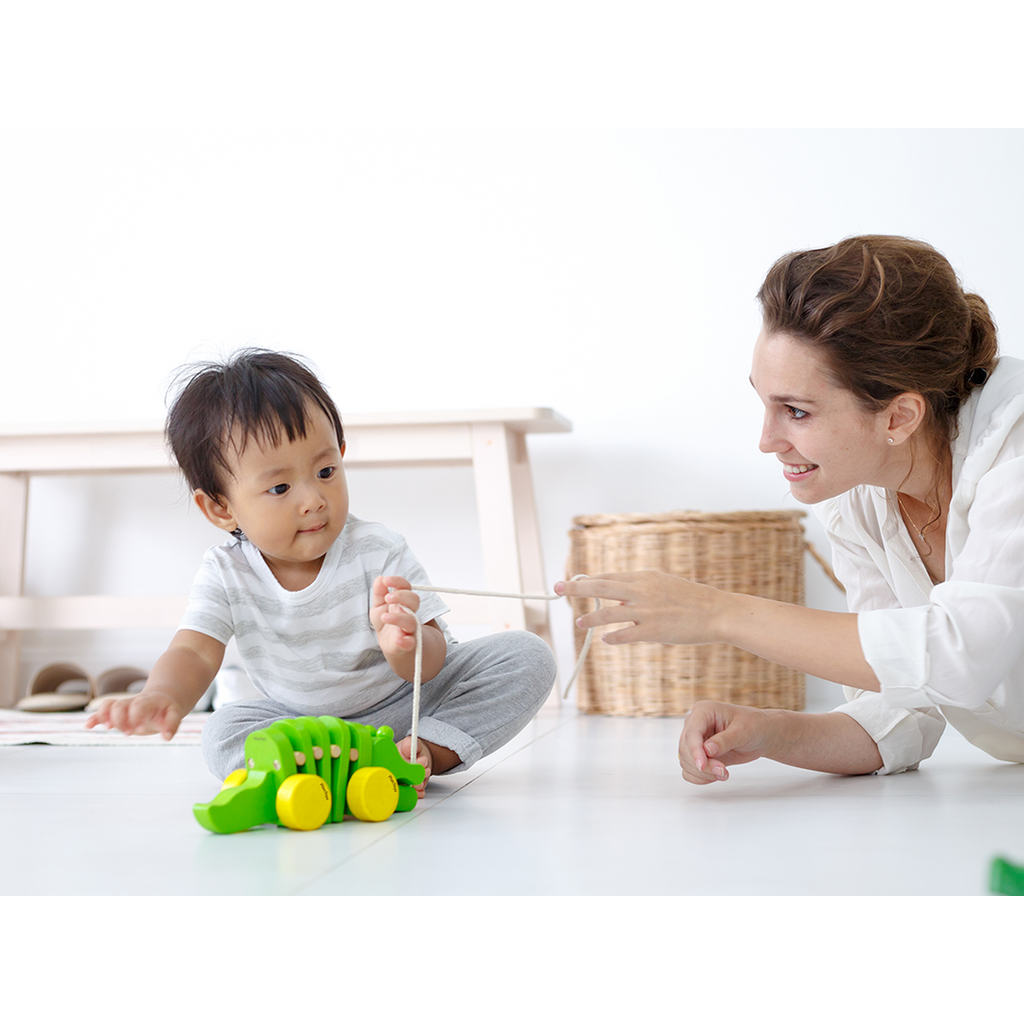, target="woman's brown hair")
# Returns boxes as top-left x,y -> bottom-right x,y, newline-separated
757,235 -> 998,473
